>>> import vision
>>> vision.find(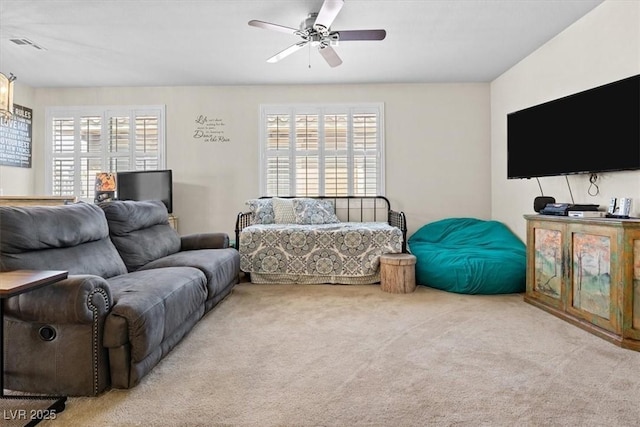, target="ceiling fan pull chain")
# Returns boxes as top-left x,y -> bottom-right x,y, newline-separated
308,42 -> 312,69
